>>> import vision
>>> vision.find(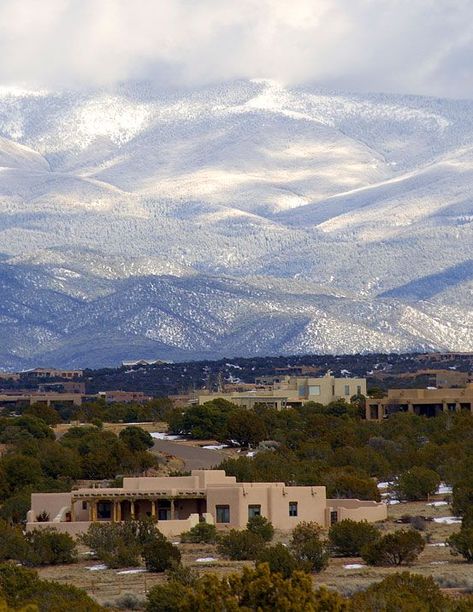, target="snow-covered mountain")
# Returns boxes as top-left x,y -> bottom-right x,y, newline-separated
1,79 -> 473,368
